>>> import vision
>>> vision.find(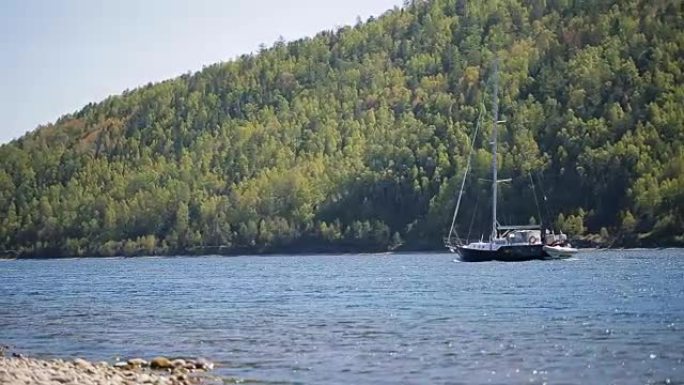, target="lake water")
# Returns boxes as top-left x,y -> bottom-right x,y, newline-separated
1,250 -> 683,384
